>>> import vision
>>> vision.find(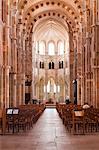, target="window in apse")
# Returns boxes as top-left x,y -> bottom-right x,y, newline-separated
48,42 -> 55,55
58,41 -> 64,55
47,80 -> 50,93
47,79 -> 56,93
39,41 -> 45,55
